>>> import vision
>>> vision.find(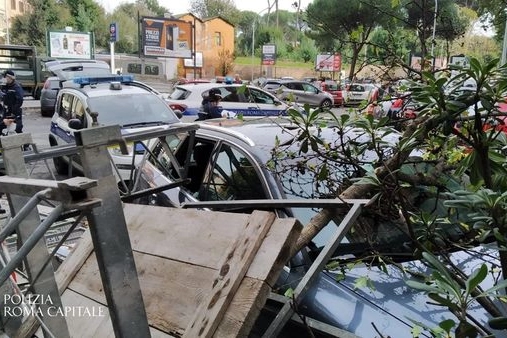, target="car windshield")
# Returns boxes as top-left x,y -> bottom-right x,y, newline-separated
169,87 -> 191,100
88,93 -> 180,126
